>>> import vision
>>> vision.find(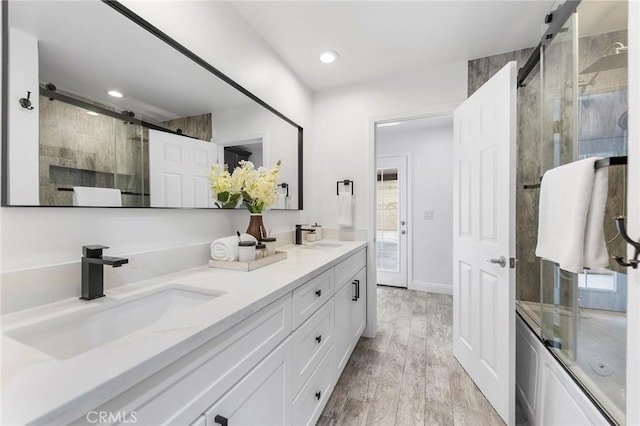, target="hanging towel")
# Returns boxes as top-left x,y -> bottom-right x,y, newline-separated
73,186 -> 122,207
210,234 -> 257,261
274,192 -> 288,210
337,191 -> 354,228
535,157 -> 609,273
